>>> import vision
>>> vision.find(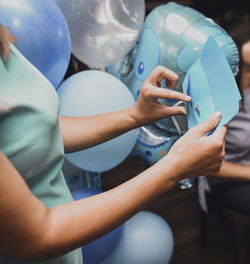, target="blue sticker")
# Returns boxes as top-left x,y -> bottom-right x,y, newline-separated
138,62 -> 144,74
